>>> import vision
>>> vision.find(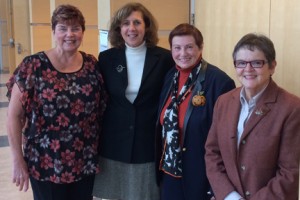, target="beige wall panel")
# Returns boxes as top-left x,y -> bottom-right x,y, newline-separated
30,0 -> 50,23
158,35 -> 170,50
29,0 -> 98,57
0,0 -> 7,19
100,0 -> 189,49
55,0 -> 98,25
79,29 -> 99,57
98,0 -> 110,29
111,0 -> 189,30
270,0 -> 300,96
31,26 -> 52,54
195,0 -> 270,86
29,0 -> 50,57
